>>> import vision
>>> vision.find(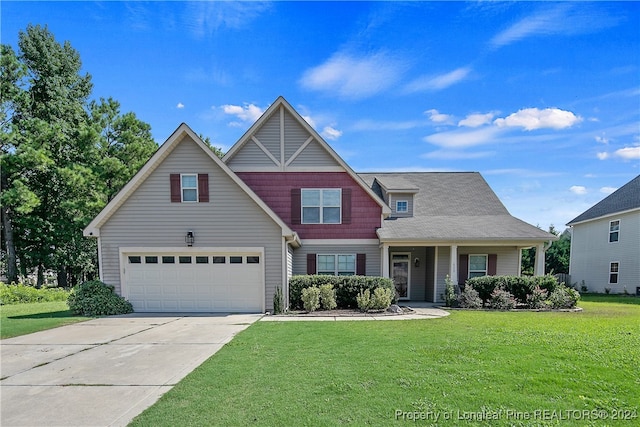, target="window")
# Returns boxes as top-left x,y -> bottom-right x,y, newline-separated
609,220 -> 620,243
179,256 -> 192,264
230,256 -> 243,264
181,174 -> 198,202
145,256 -> 158,264
301,189 -> 341,224
212,256 -> 226,264
128,256 -> 141,264
468,255 -> 488,278
317,254 -> 356,276
247,256 -> 260,264
162,256 -> 175,264
195,256 -> 209,264
396,200 -> 408,213
609,262 -> 619,284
